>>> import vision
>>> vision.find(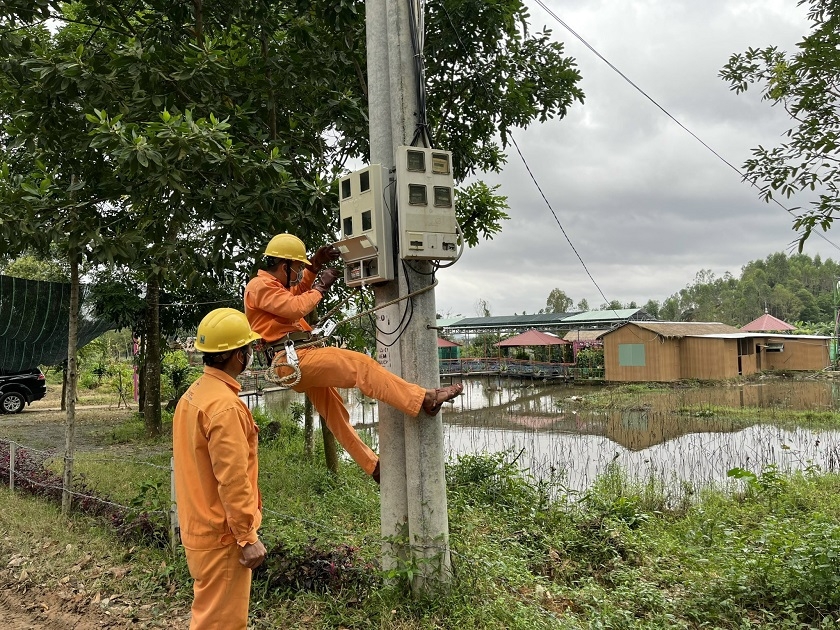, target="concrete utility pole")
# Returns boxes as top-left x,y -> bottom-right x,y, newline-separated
366,0 -> 451,592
